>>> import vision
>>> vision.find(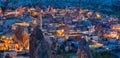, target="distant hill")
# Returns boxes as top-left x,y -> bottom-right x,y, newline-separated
0,0 -> 119,17
0,0 -> 120,8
